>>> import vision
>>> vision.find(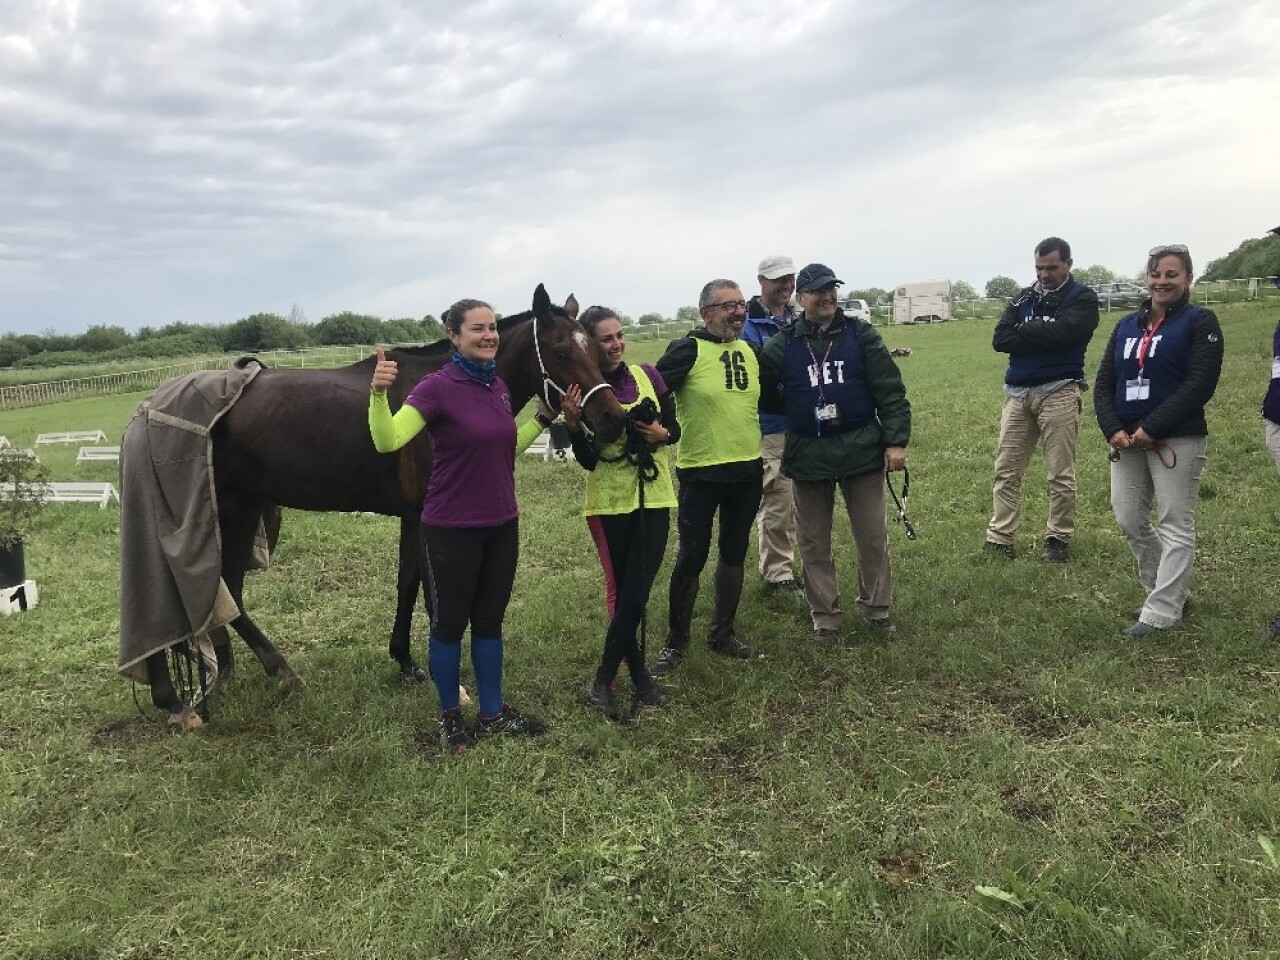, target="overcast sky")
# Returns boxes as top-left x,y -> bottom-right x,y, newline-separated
3,0 -> 1277,335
